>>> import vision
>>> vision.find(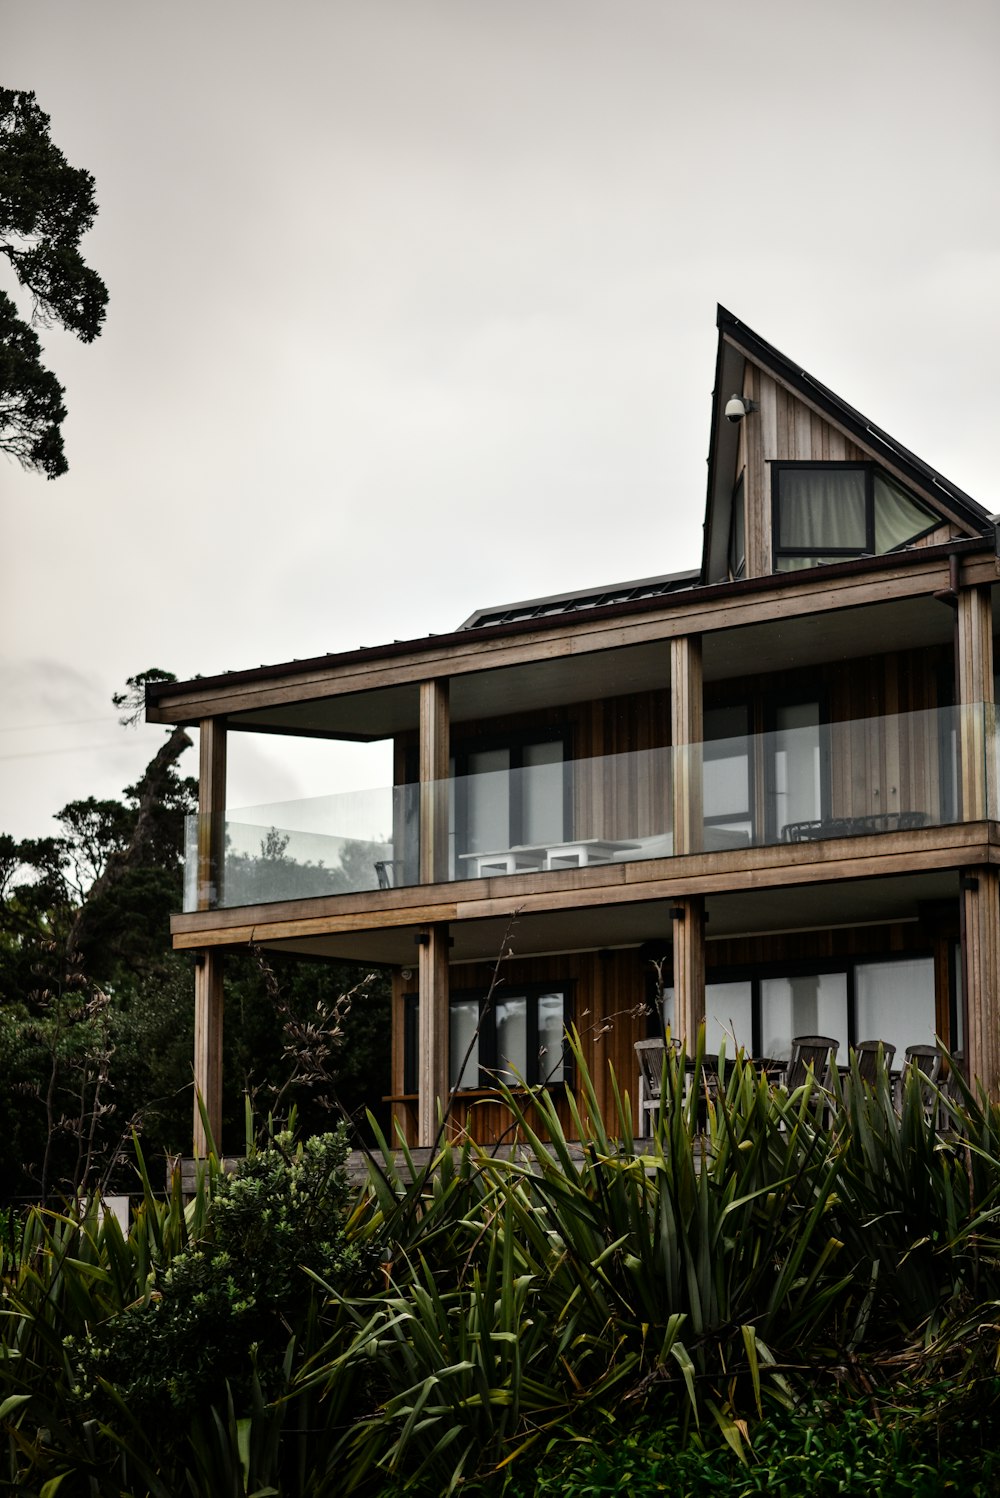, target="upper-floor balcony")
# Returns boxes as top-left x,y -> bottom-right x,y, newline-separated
183,703 -> 995,913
